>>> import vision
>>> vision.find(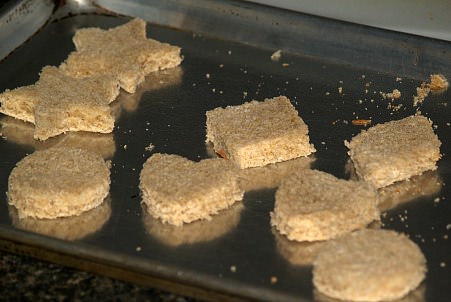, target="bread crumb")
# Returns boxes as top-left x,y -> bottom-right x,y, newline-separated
145,143 -> 155,152
413,74 -> 449,106
413,83 -> 430,106
230,265 -> 237,273
440,262 -> 446,268
270,276 -> 278,284
338,87 -> 343,94
429,74 -> 449,92
380,89 -> 401,100
271,49 -> 282,62
136,246 -> 142,252
352,119 -> 372,126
